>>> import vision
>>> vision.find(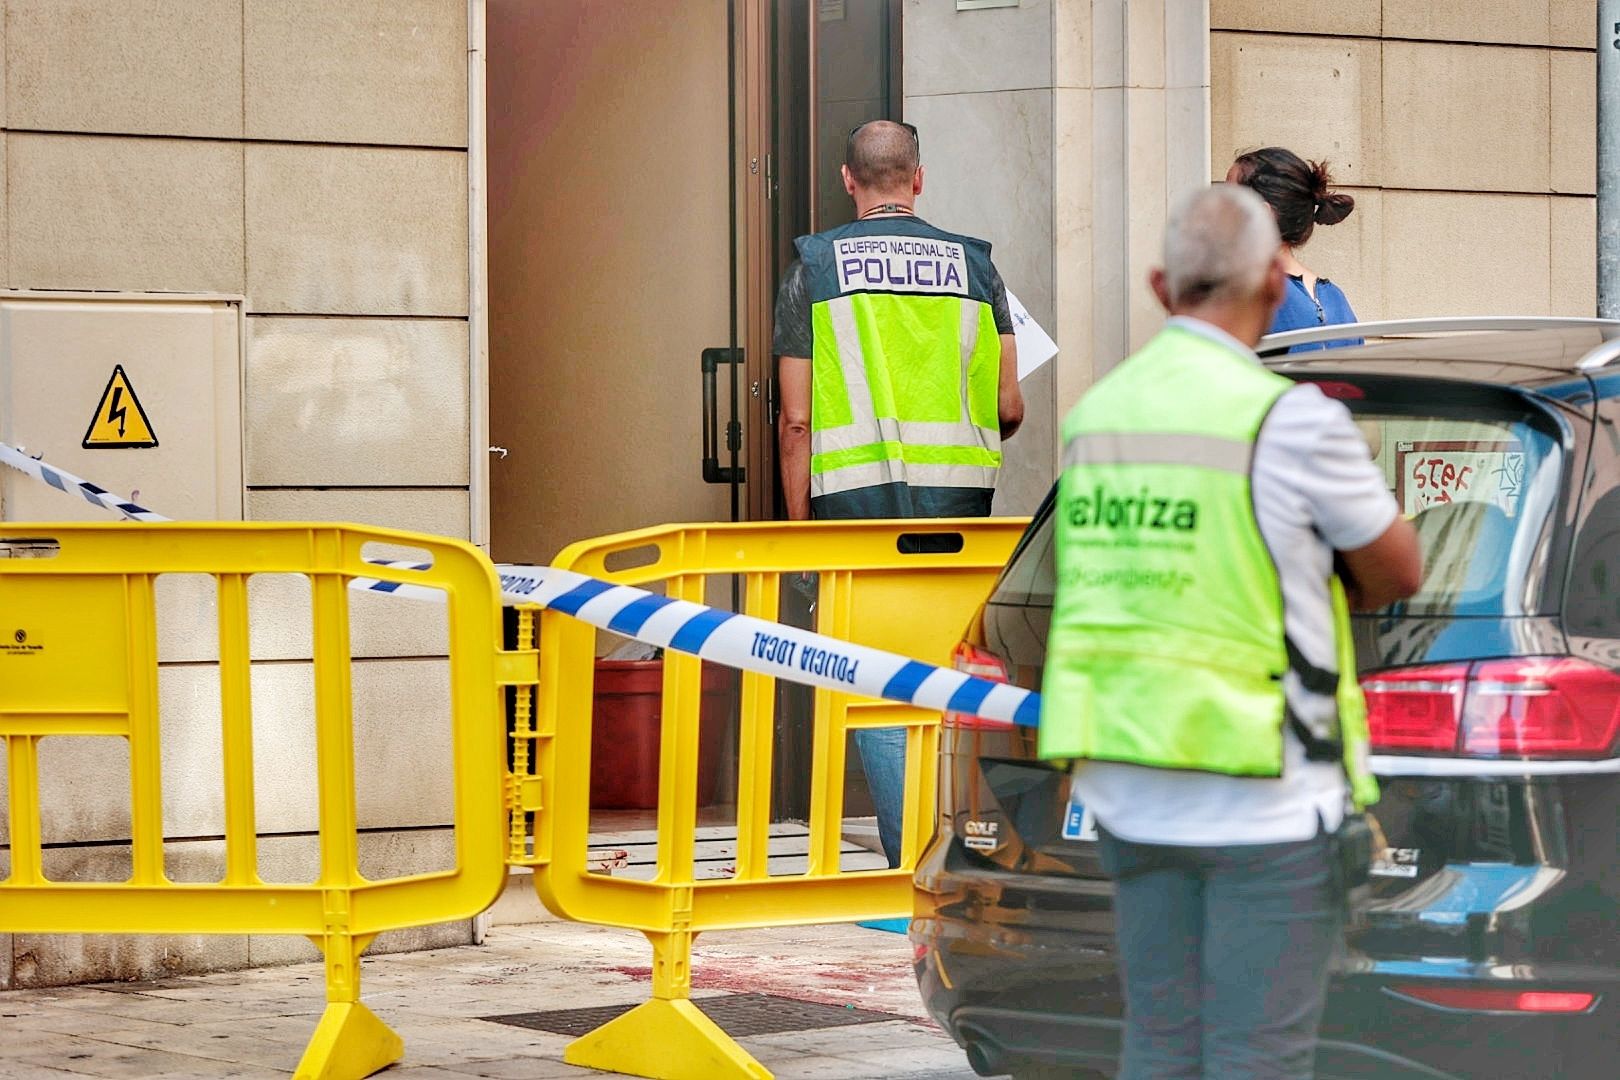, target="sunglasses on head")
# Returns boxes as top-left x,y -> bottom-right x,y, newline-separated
848,120 -> 920,151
